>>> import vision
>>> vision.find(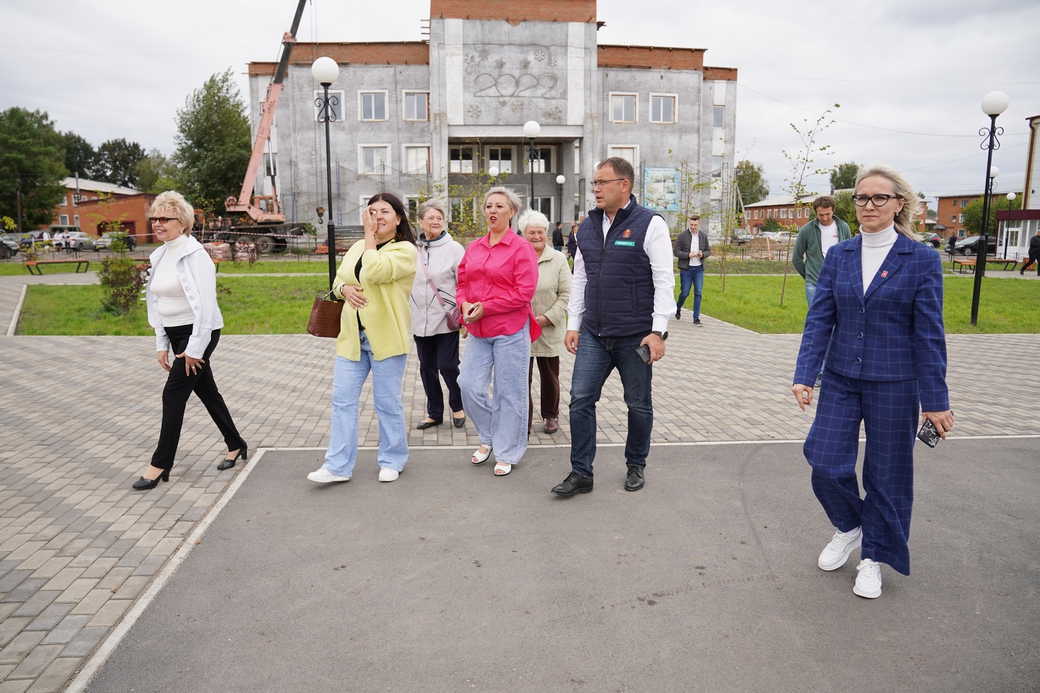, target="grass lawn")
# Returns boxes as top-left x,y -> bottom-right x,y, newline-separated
698,275 -> 1040,333
17,276 -> 327,336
